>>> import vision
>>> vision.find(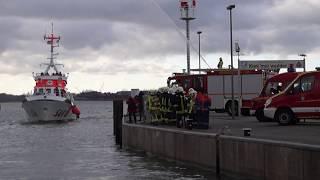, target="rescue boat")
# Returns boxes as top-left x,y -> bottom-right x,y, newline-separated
22,24 -> 80,122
